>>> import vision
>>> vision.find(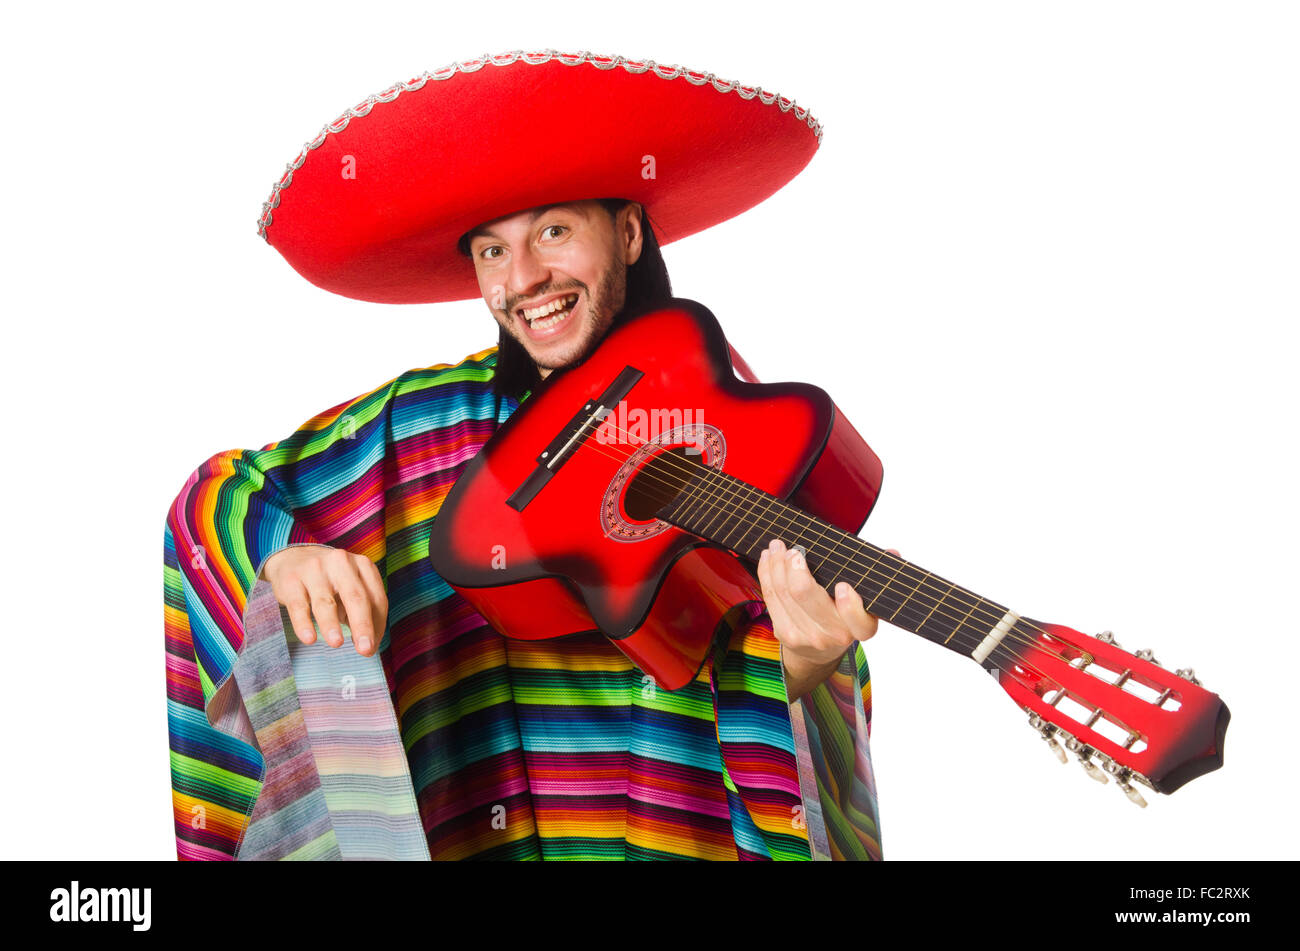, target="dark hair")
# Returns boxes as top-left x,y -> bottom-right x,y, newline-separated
456,198 -> 673,404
